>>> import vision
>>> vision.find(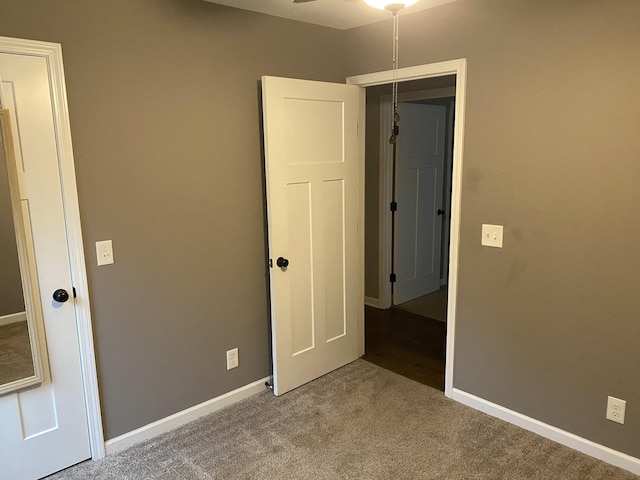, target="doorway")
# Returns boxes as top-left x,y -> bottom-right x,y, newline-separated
363,81 -> 455,391
347,59 -> 467,398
